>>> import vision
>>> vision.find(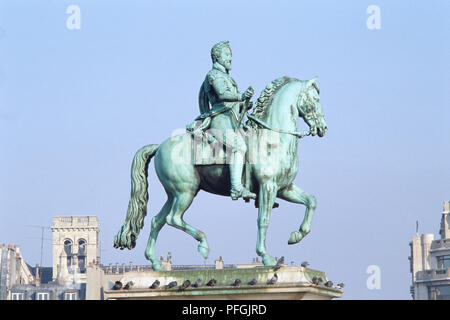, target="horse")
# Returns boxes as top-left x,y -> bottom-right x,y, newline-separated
113,76 -> 327,271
